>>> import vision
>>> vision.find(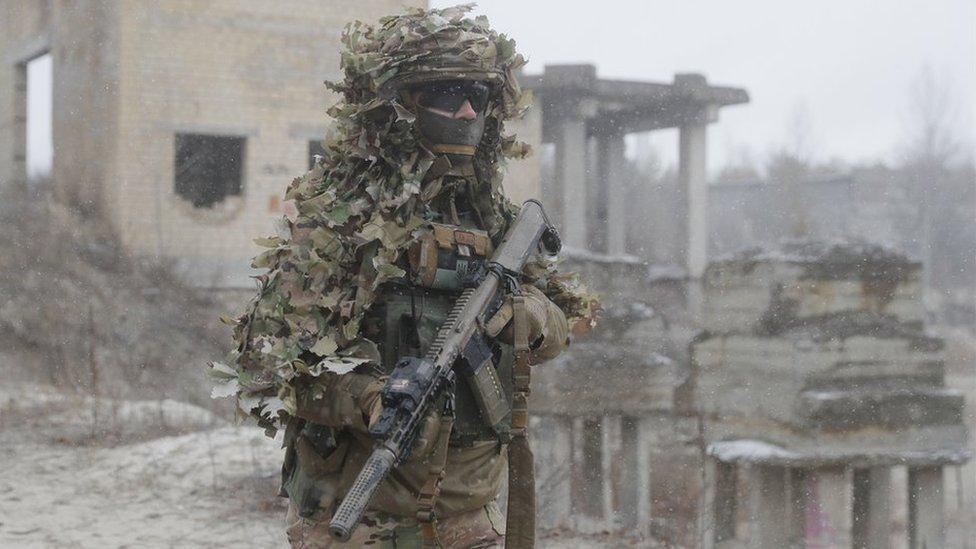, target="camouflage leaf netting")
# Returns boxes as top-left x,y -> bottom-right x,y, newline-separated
209,4 -> 598,429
